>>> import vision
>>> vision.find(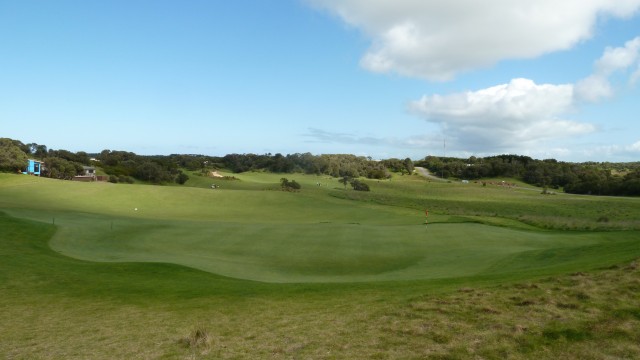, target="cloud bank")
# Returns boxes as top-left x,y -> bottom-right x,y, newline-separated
410,78 -> 593,152
584,139 -> 640,159
304,128 -> 442,149
410,37 -> 640,154
310,0 -> 640,80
